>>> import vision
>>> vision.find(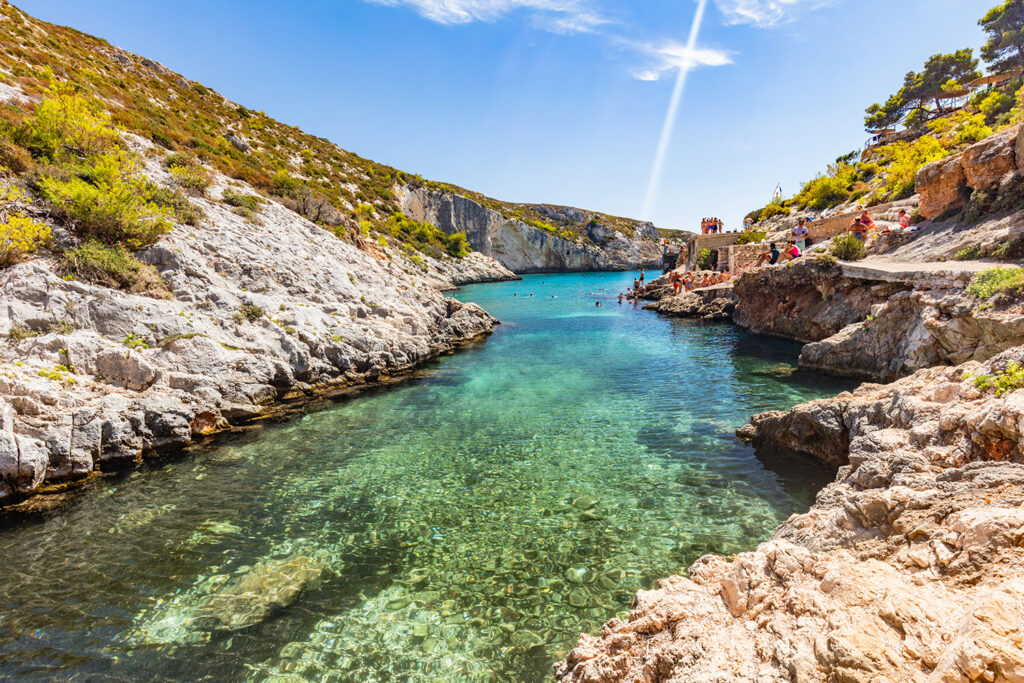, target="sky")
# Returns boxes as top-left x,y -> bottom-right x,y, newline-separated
16,0 -> 995,232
